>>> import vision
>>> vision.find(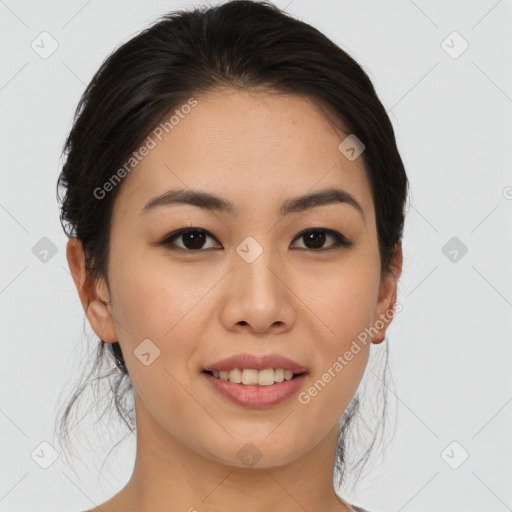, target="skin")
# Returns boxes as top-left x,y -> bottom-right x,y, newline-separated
67,87 -> 402,512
